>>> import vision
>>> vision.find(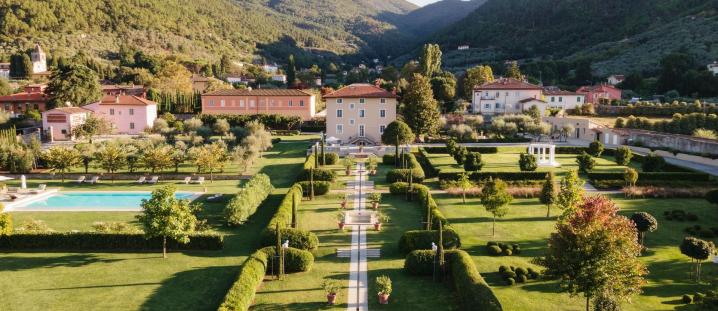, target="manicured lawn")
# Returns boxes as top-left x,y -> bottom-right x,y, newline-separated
0,136 -> 315,311
433,191 -> 717,311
